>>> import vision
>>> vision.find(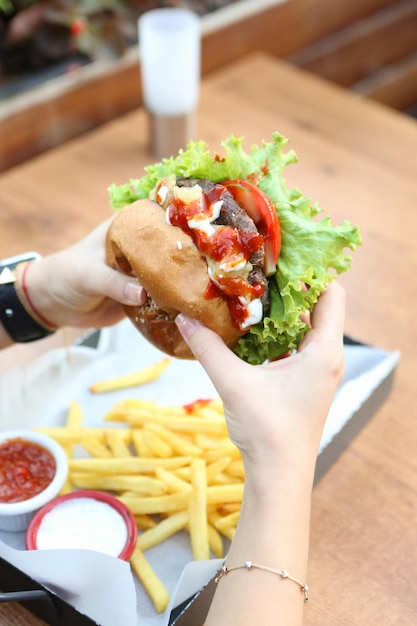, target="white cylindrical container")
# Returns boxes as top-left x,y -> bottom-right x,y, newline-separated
138,8 -> 201,158
26,490 -> 137,561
